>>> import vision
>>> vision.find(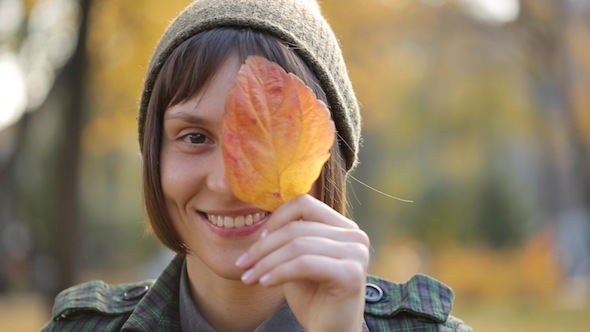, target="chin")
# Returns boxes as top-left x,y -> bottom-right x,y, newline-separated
186,249 -> 246,281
